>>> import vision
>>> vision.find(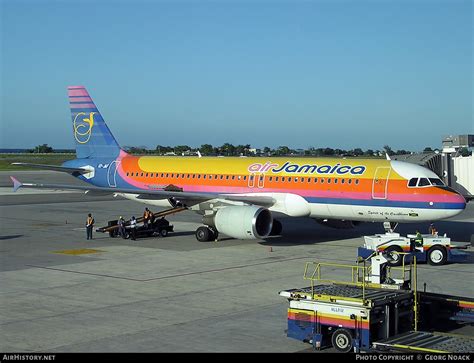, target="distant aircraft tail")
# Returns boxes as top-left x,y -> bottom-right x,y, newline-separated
68,86 -> 122,159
